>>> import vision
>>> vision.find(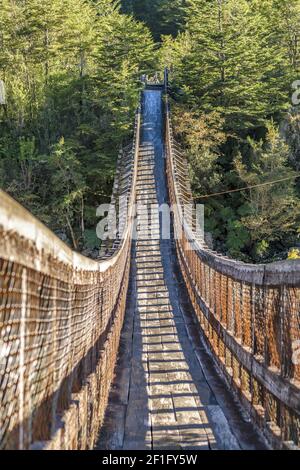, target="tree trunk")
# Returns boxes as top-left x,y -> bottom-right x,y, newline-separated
66,214 -> 78,250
